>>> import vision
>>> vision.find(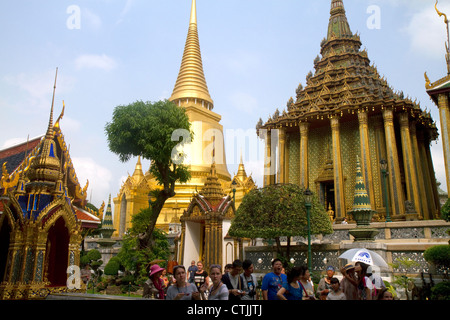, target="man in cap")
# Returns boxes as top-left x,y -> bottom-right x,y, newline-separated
340,263 -> 359,300
317,266 -> 336,300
